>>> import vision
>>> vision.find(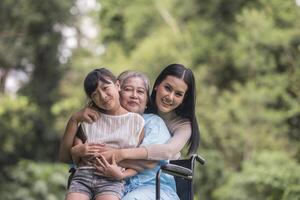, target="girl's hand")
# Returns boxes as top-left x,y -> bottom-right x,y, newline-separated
71,107 -> 100,124
71,143 -> 106,159
94,154 -> 124,180
100,149 -> 123,164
